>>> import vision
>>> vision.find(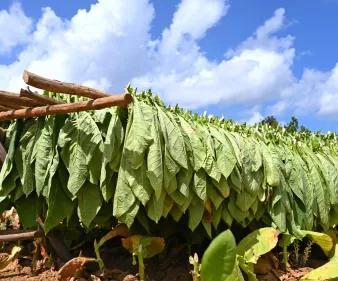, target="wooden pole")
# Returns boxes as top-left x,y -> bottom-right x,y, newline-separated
0,91 -> 45,107
0,142 -> 6,163
0,105 -> 11,112
20,89 -> 64,105
23,70 -> 110,99
0,229 -> 44,243
0,93 -> 132,121
37,216 -> 72,262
